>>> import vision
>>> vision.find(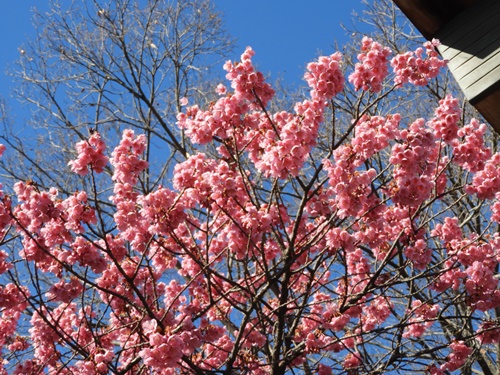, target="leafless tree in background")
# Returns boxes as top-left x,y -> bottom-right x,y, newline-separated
0,0 -> 233,195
